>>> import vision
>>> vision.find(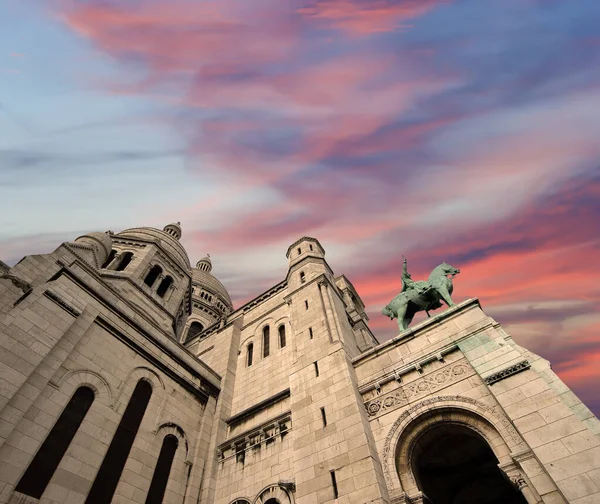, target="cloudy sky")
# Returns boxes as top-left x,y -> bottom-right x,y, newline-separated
1,0 -> 599,415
